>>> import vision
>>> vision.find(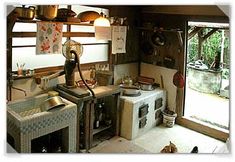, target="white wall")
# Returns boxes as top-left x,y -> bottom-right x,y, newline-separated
11,62 -> 177,111
140,62 -> 177,112
114,63 -> 139,85
10,70 -> 90,101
